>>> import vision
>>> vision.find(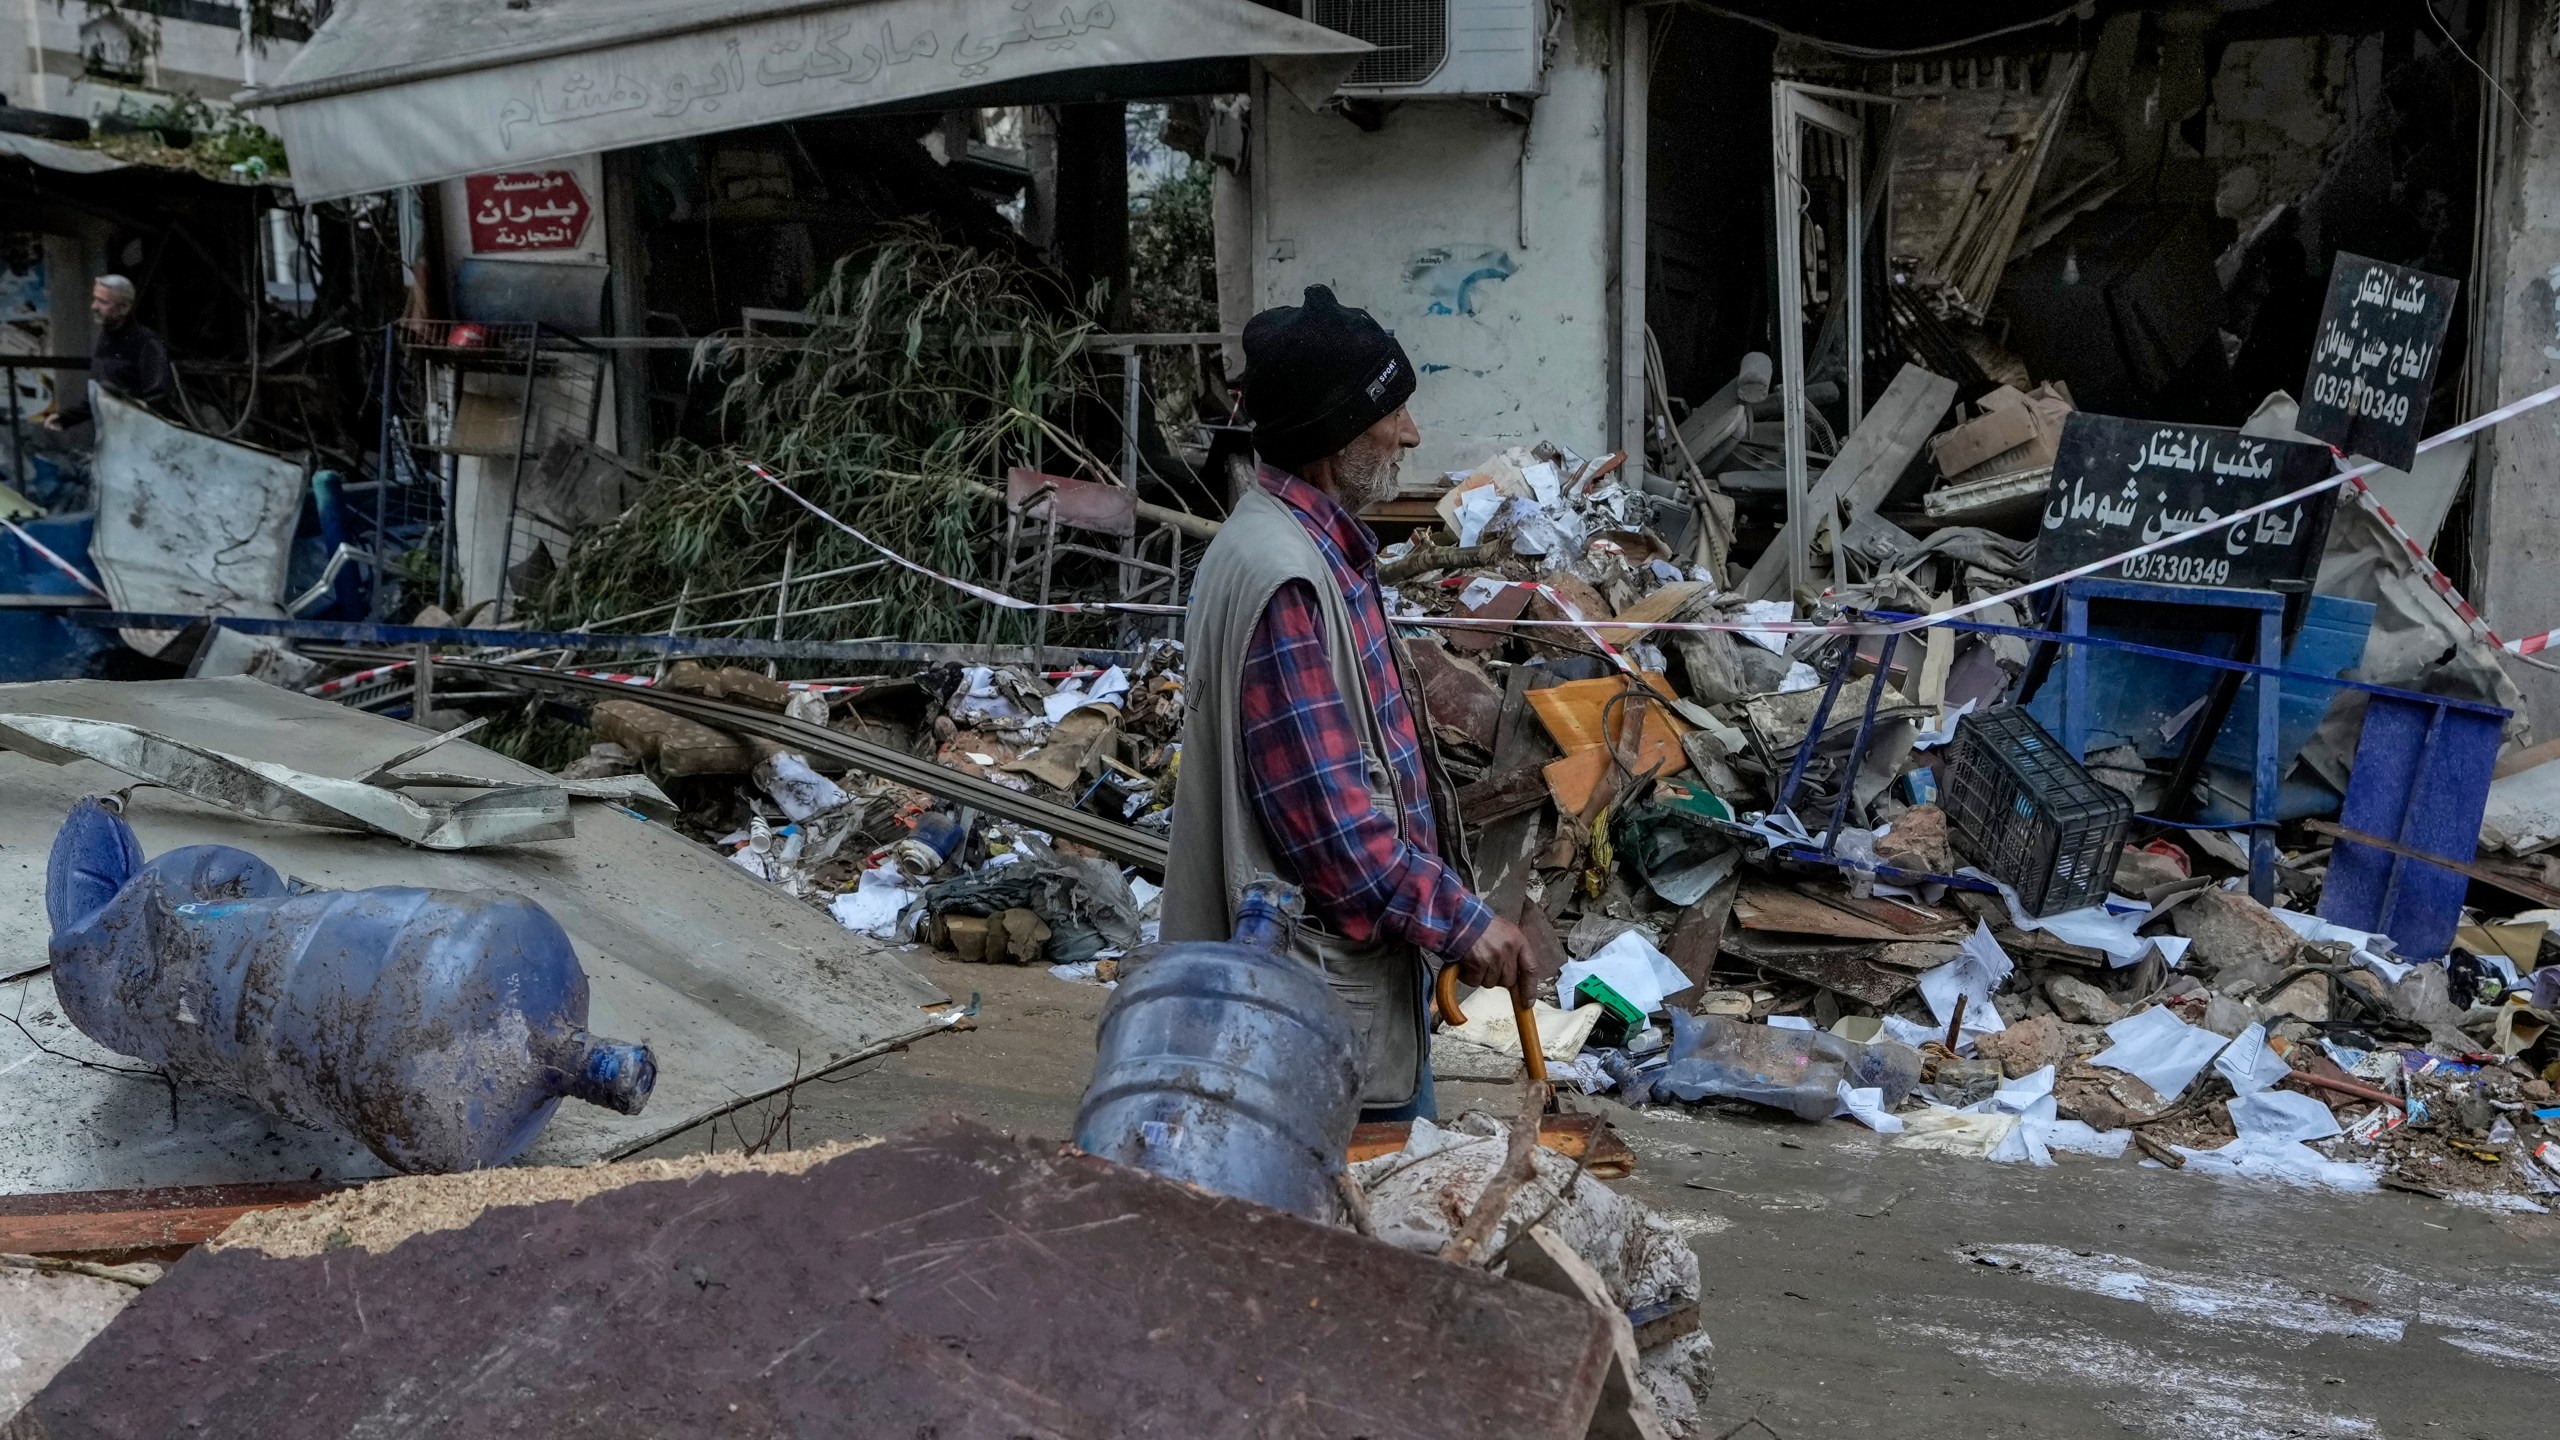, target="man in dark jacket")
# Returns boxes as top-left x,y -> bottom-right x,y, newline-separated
45,274 -> 170,430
